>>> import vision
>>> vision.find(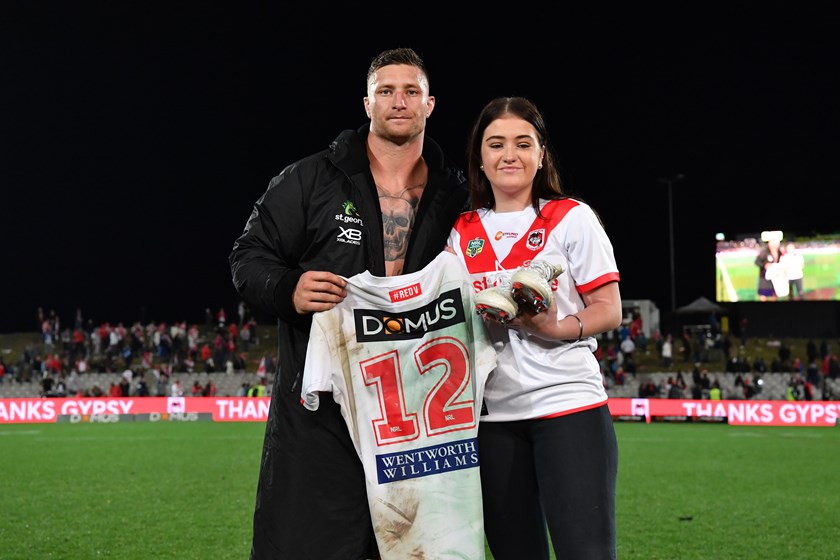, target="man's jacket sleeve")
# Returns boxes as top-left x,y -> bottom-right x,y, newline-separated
229,162 -> 308,325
